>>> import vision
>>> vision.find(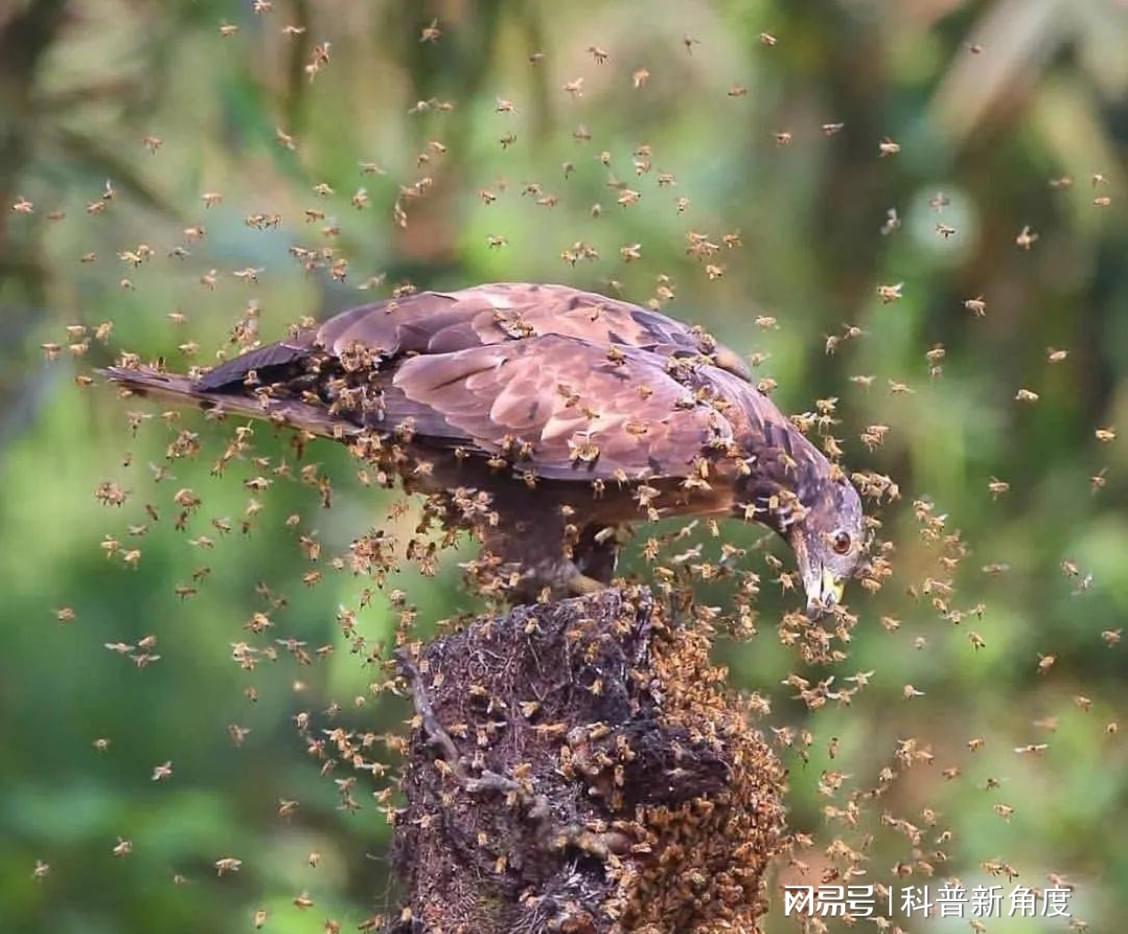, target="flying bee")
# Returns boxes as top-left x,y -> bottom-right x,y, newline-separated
876,282 -> 903,304
1016,225 -> 1039,250
214,857 -> 242,876
878,137 -> 900,157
